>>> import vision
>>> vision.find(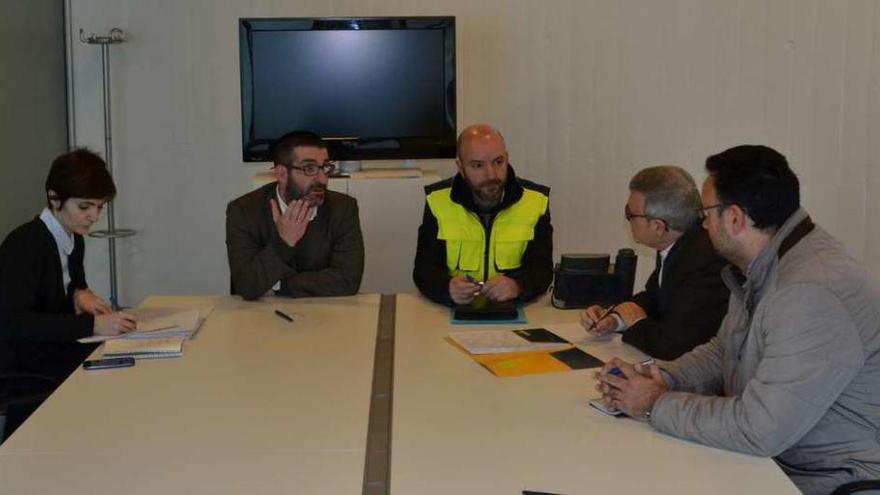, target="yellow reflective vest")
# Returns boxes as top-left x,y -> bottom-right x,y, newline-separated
425,185 -> 549,281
